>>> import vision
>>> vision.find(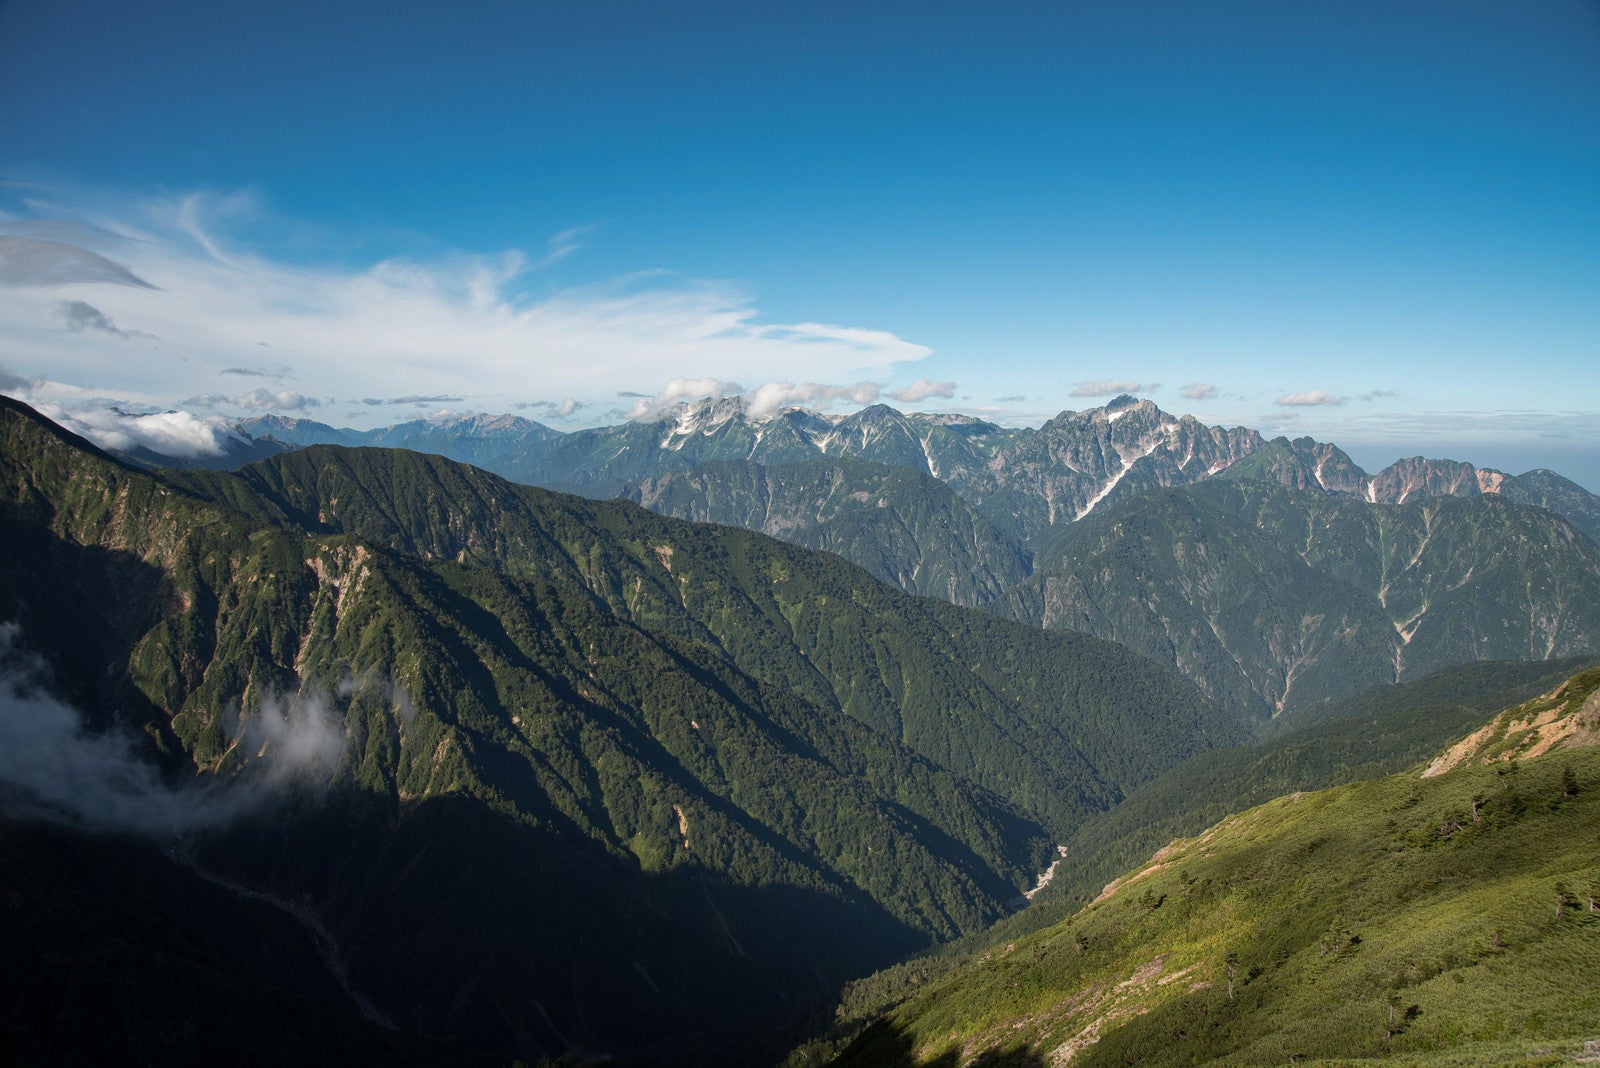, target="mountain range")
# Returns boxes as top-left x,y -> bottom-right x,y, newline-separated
0,396 -> 1231,1063
231,396 -> 1600,716
236,394 -> 1600,547
5,390 -> 1598,1064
